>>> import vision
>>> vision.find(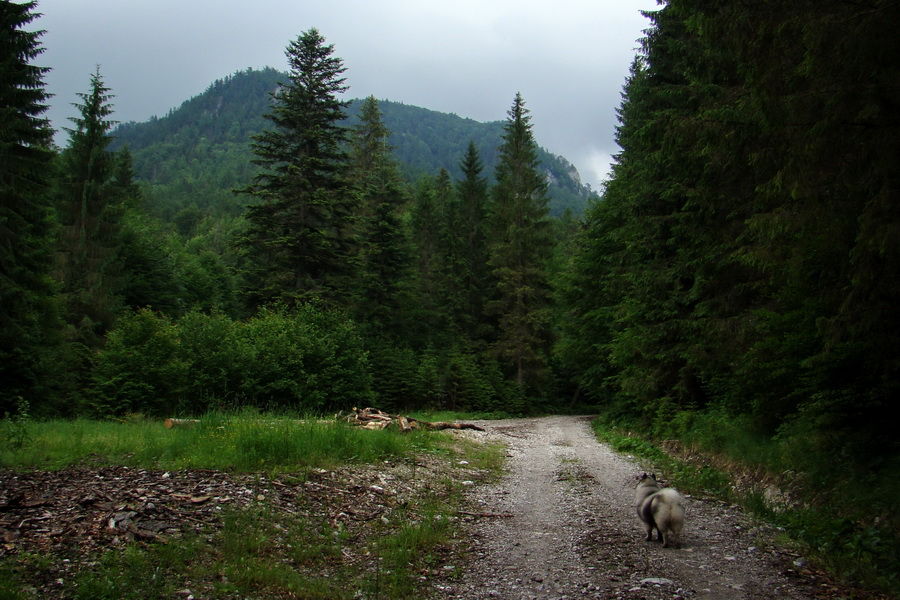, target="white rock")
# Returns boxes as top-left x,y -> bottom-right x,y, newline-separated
640,577 -> 674,586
